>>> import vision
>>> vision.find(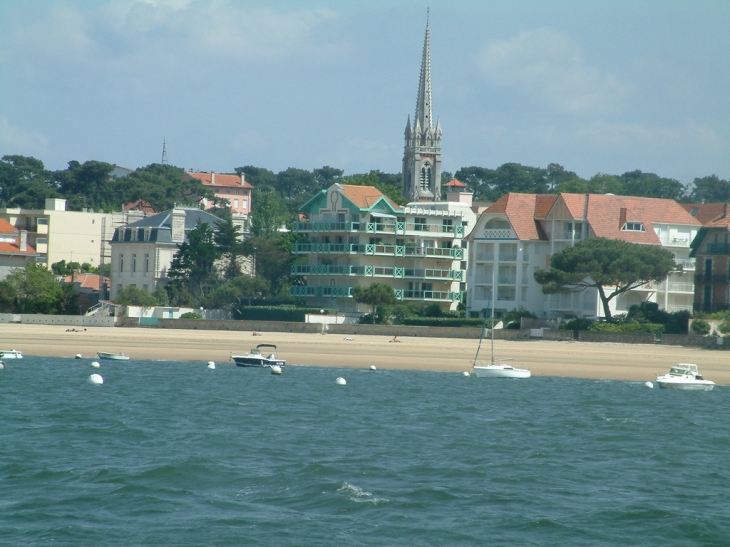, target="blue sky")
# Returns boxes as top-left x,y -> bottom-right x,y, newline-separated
1,0 -> 729,185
